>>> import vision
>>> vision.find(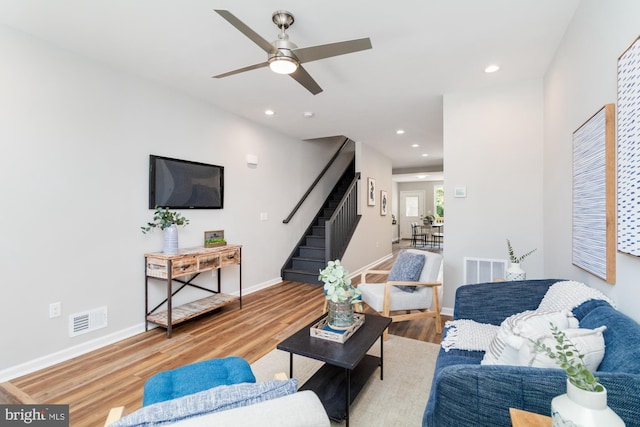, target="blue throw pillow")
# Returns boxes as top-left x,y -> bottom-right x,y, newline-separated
388,251 -> 426,292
